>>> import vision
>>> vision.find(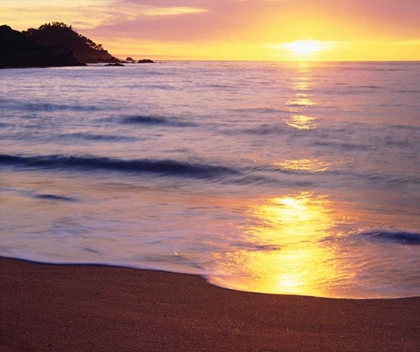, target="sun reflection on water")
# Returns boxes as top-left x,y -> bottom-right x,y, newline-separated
293,74 -> 311,90
286,97 -> 315,107
209,192 -> 349,297
286,63 -> 319,126
286,114 -> 318,129
276,158 -> 330,172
